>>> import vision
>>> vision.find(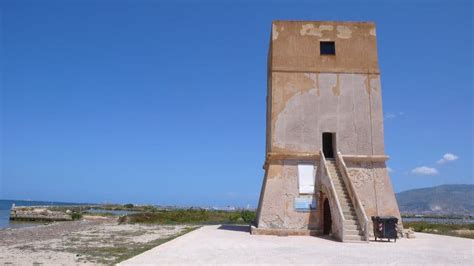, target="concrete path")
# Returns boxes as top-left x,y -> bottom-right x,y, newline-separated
121,225 -> 474,265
